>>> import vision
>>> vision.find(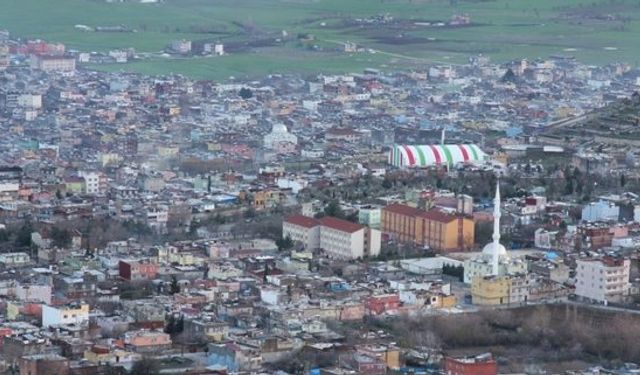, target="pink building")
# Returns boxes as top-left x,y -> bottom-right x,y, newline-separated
118,260 -> 159,280
124,330 -> 171,353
